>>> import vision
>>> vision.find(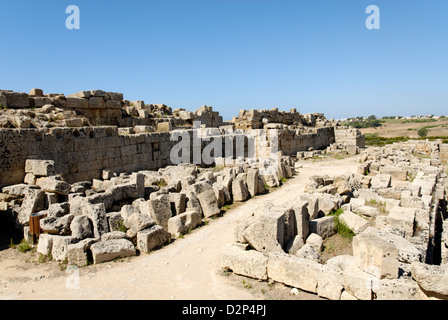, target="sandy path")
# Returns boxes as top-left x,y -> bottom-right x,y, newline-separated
0,155 -> 360,300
